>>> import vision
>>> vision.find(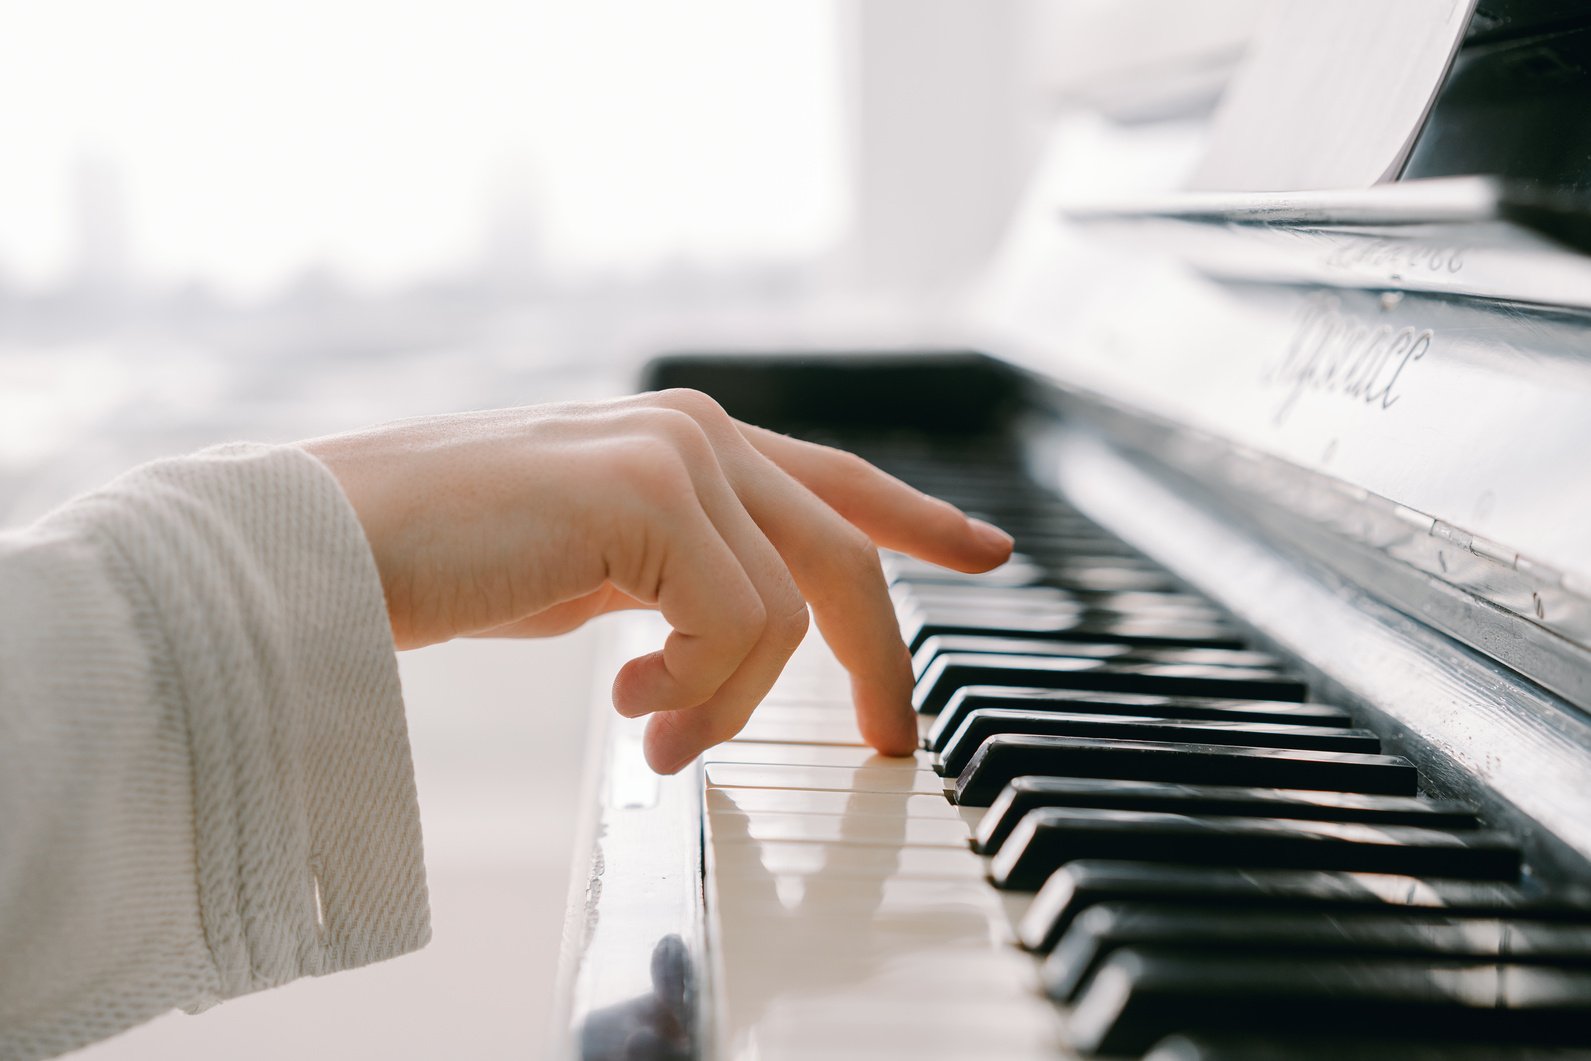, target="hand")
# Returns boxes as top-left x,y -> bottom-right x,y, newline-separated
301,389 -> 1012,773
